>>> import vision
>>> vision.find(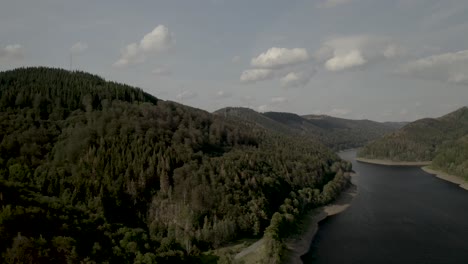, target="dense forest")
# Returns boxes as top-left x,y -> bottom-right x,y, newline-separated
358,107 -> 468,179
0,67 -> 351,263
214,107 -> 402,151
